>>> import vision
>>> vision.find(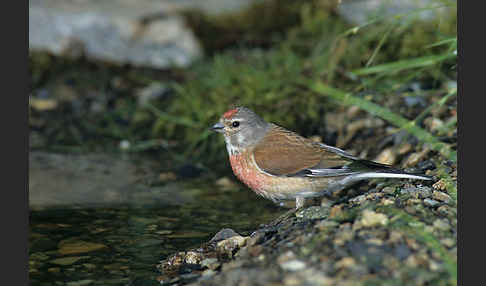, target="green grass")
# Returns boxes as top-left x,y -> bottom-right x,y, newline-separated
145,1 -> 456,169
